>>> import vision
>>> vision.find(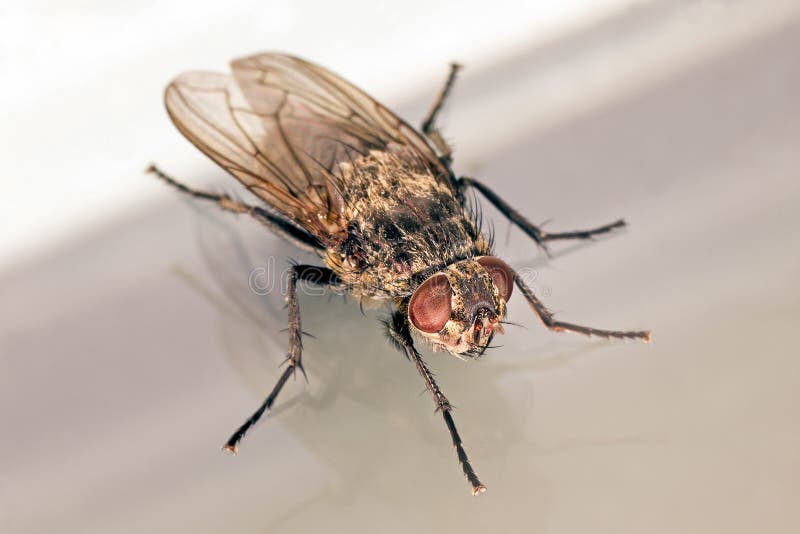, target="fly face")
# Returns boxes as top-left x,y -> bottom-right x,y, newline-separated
408,257 -> 515,357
